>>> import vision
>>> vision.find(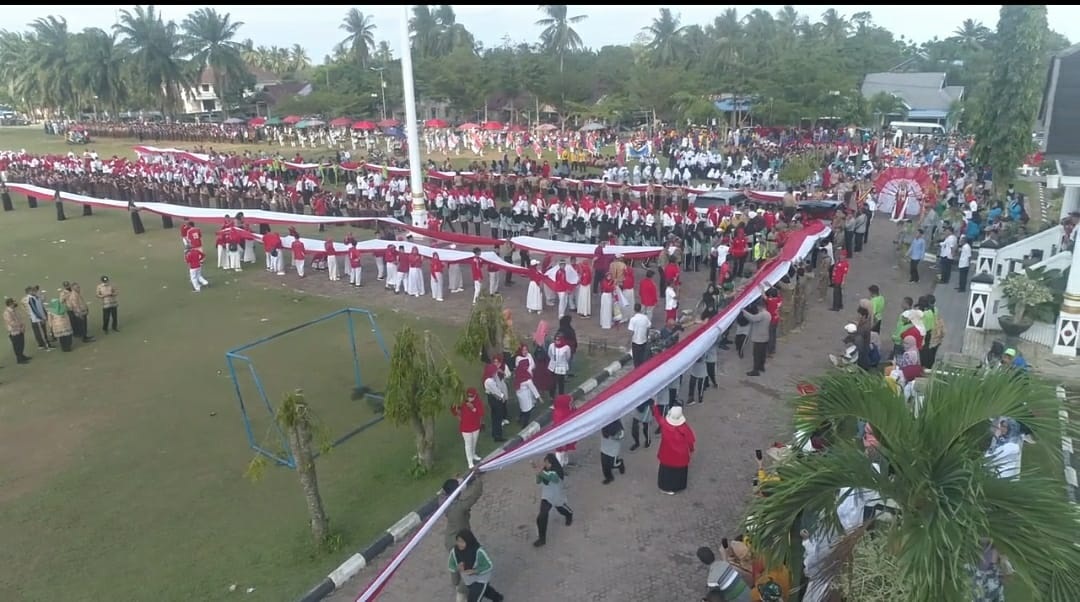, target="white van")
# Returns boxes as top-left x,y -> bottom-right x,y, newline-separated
889,121 -> 945,136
